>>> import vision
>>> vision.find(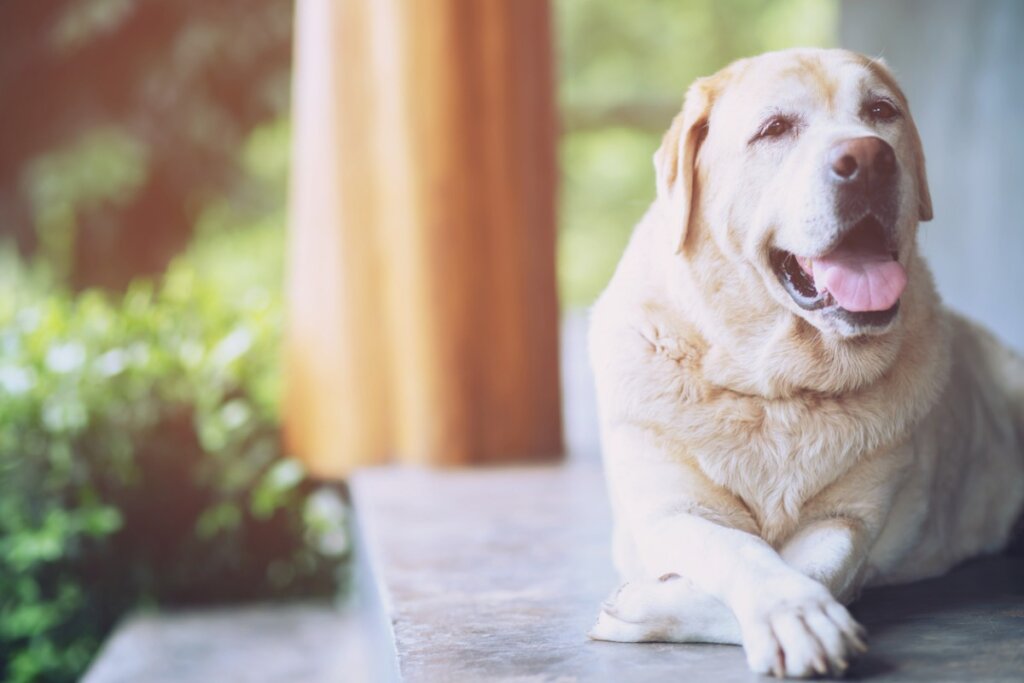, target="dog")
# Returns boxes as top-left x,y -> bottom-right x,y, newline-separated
587,48 -> 1024,678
